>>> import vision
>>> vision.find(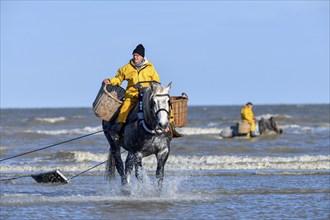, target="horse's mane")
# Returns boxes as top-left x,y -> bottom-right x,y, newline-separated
142,86 -> 154,127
